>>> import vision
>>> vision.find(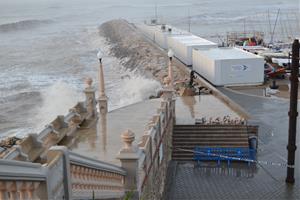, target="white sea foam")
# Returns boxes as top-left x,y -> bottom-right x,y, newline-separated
32,81 -> 83,133
108,73 -> 162,110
